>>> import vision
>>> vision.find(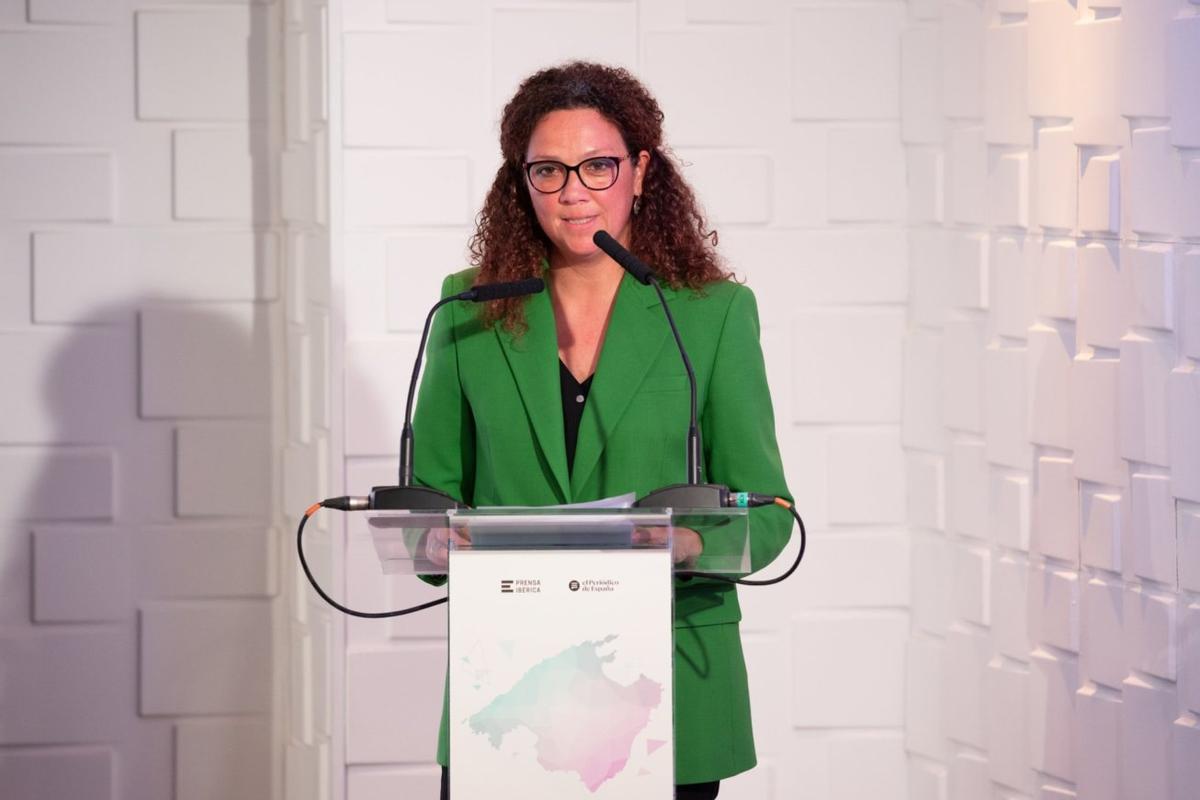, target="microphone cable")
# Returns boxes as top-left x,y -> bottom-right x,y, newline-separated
675,494 -> 807,586
296,499 -> 448,619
